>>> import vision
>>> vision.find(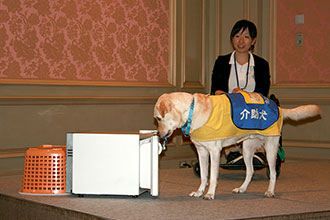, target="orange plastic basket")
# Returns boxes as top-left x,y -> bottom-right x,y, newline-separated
20,145 -> 67,195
